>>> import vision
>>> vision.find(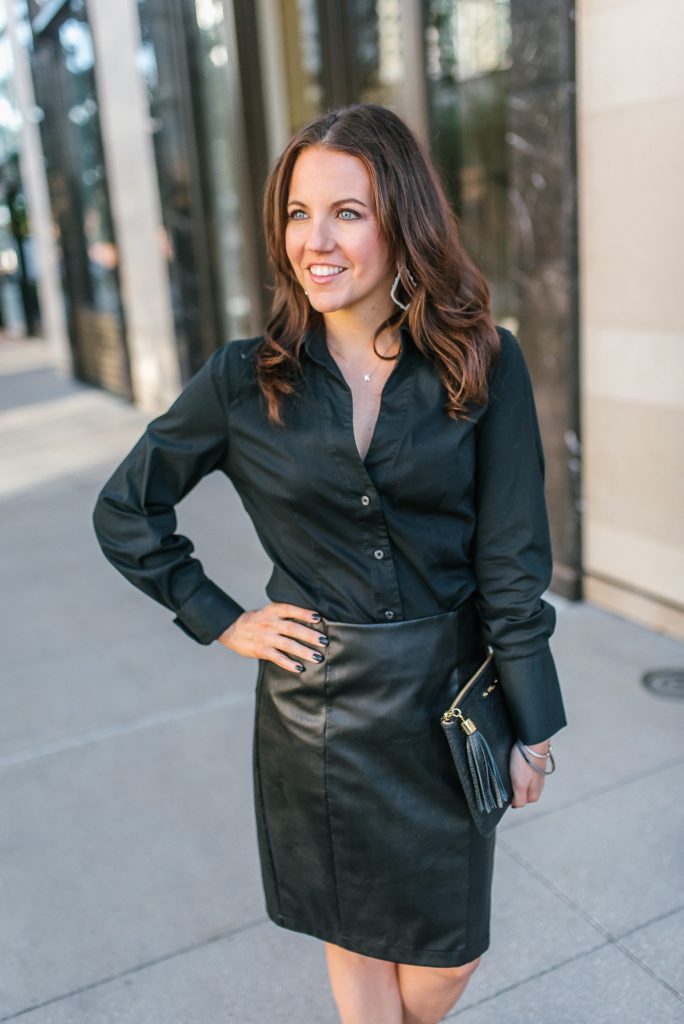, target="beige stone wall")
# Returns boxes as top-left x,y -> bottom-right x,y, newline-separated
576,0 -> 684,639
